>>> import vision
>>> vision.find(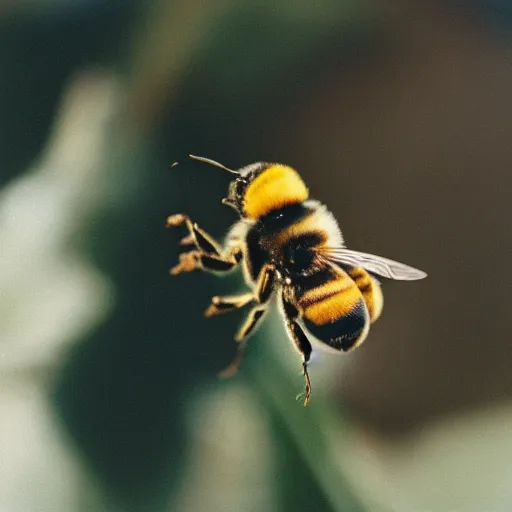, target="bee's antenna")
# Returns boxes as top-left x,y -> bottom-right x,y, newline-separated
189,154 -> 239,174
